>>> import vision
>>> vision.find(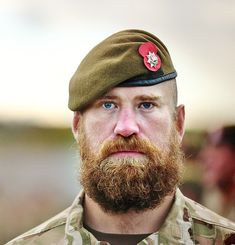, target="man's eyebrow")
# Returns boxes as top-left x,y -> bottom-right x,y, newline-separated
96,94 -> 161,102
134,95 -> 161,101
94,95 -> 119,105
100,95 -> 119,100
